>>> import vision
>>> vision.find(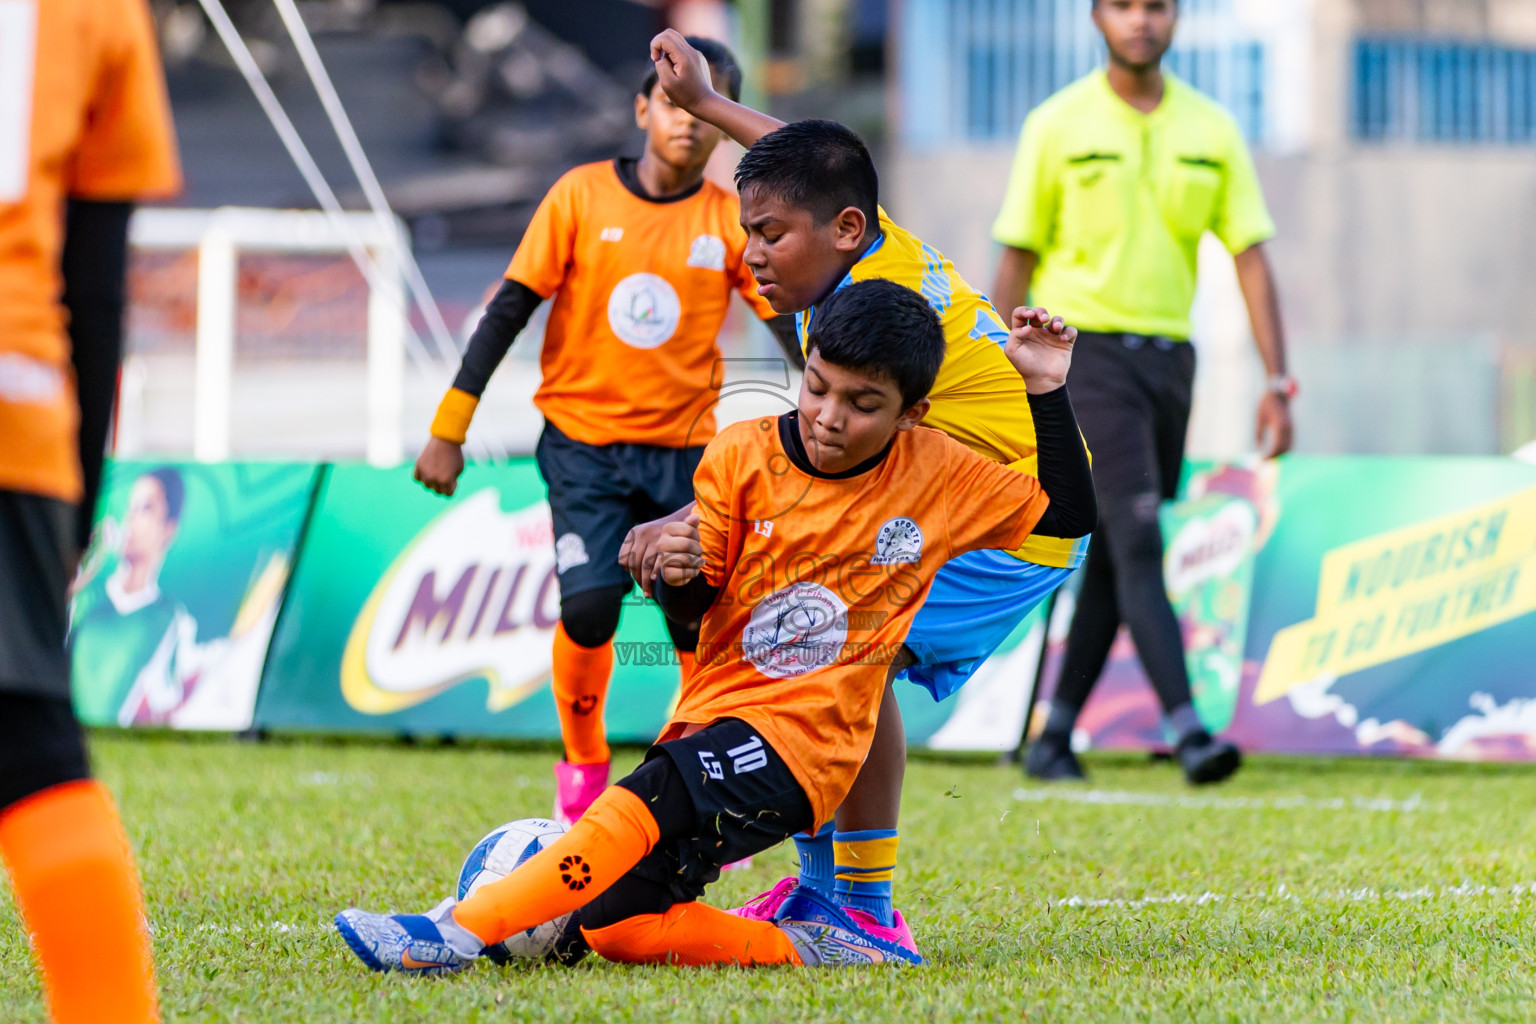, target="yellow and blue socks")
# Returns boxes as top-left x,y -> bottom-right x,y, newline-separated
792,821 -> 836,893
833,828 -> 899,927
